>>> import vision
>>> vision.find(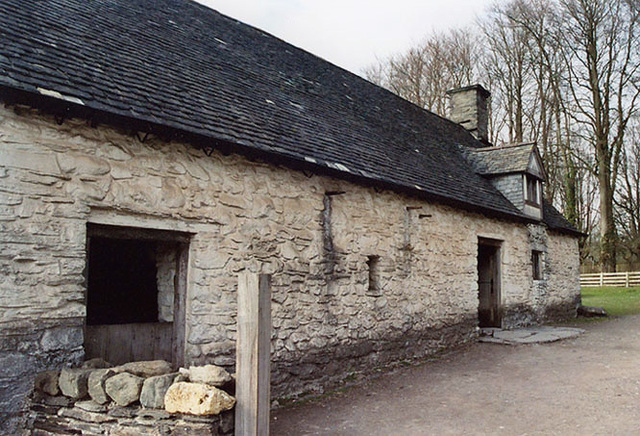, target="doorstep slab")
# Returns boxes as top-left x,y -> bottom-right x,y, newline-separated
479,326 -> 585,344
